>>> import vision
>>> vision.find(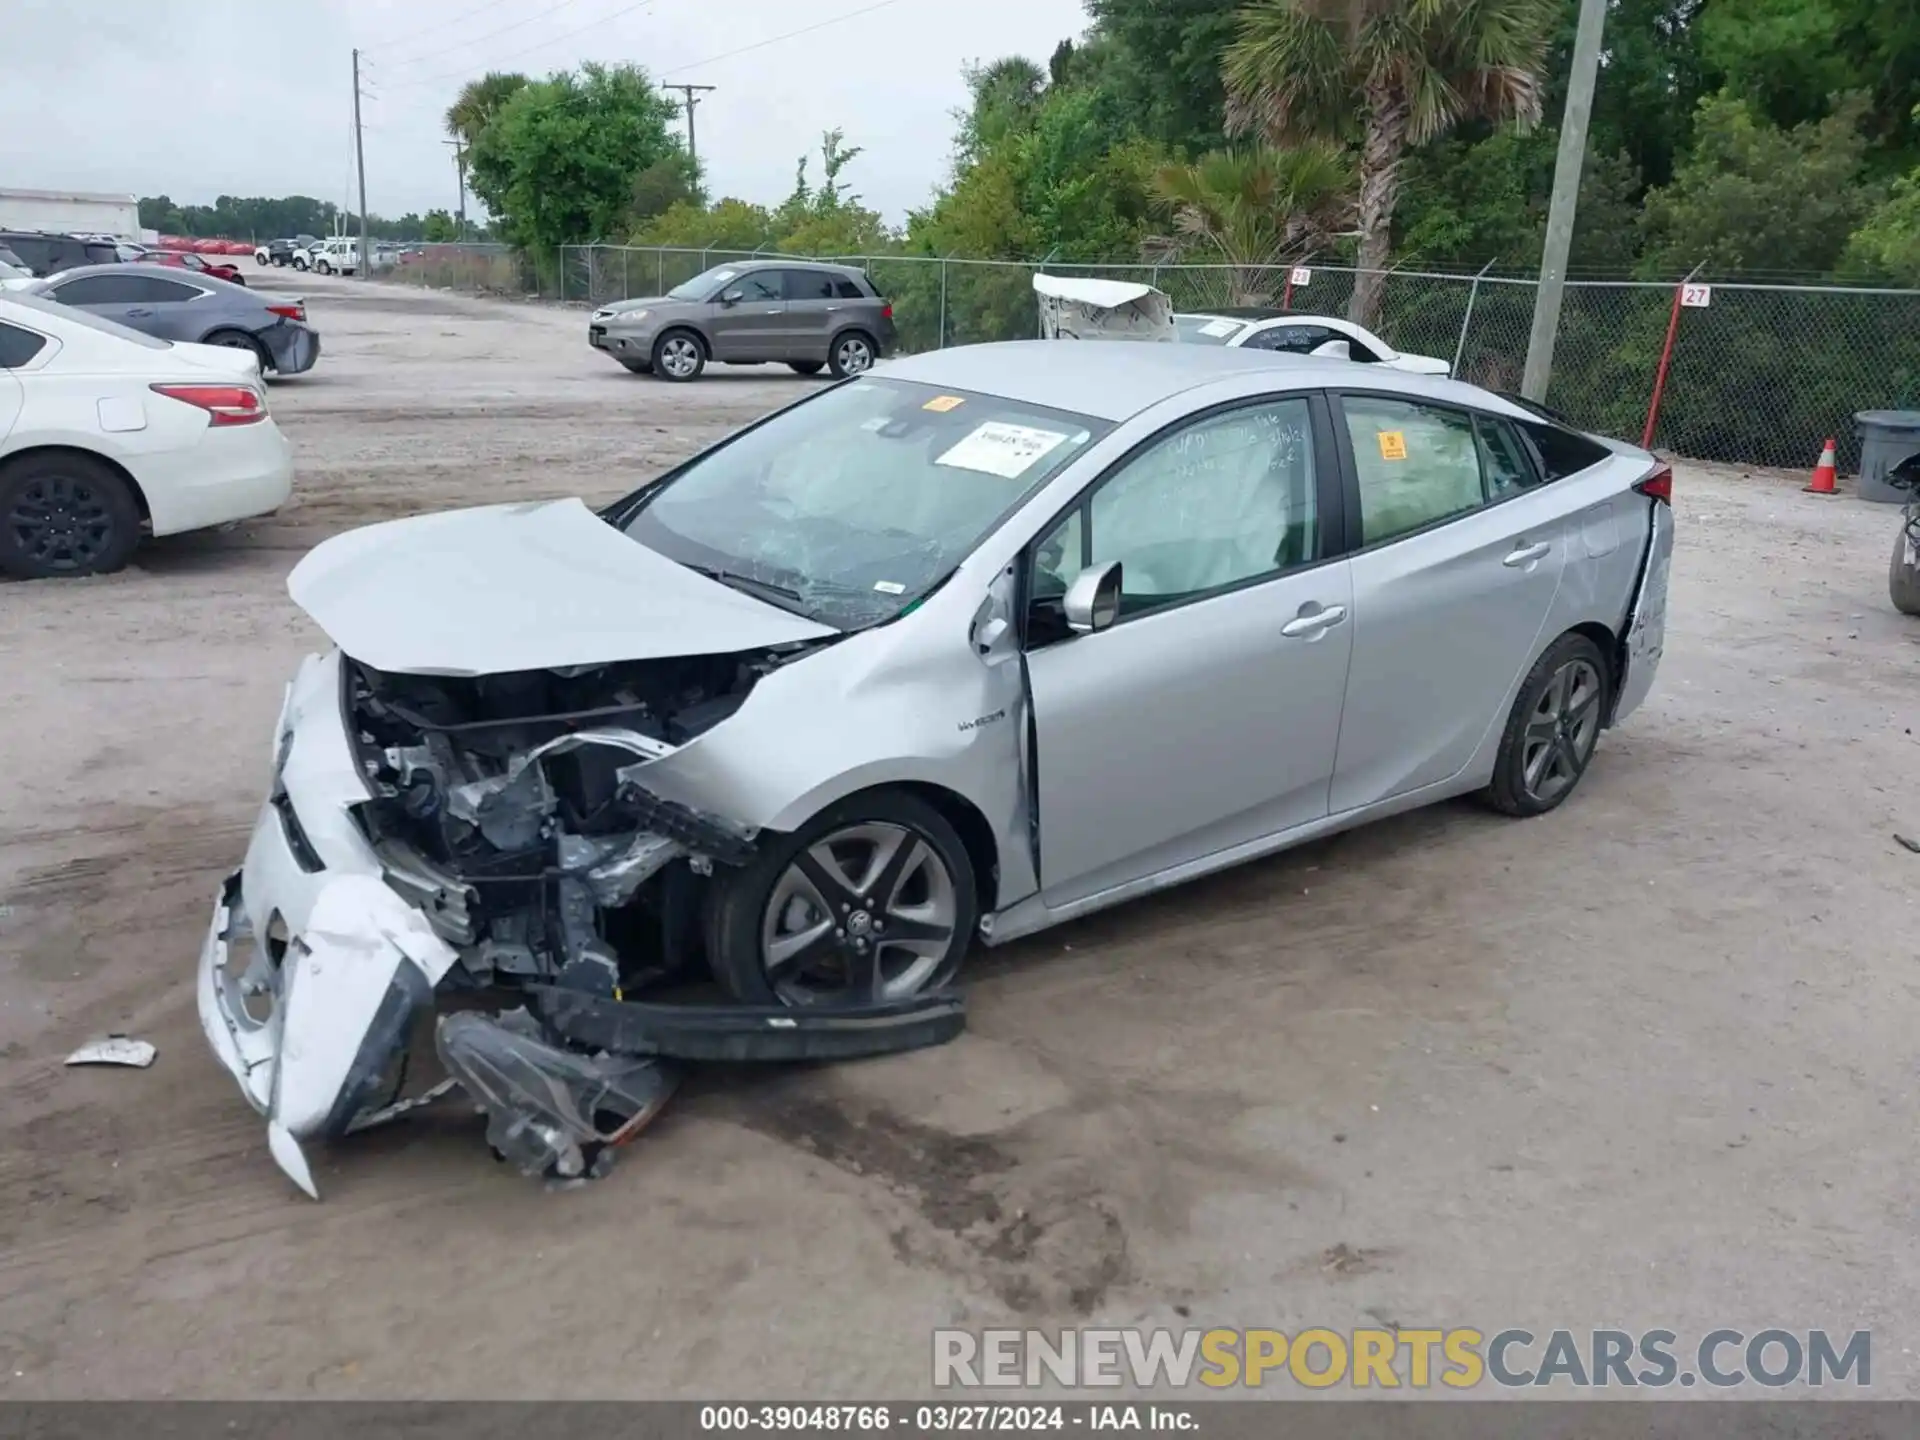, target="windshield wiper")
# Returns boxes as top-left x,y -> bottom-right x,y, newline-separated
682,563 -> 806,607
